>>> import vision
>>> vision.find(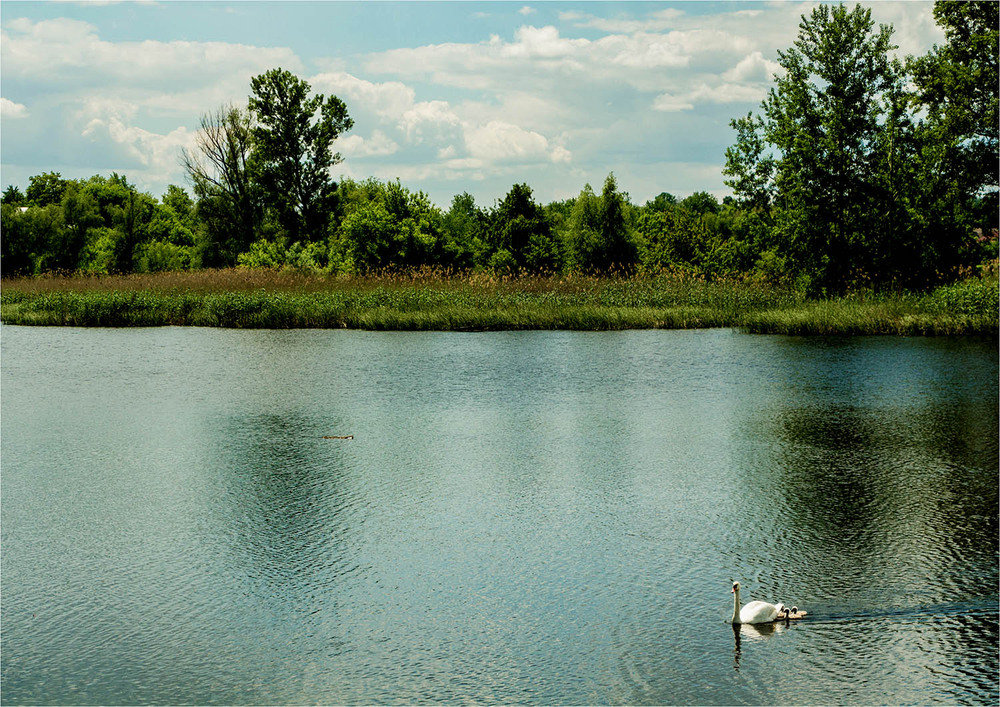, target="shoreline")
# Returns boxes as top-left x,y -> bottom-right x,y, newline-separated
1,270 -> 996,336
